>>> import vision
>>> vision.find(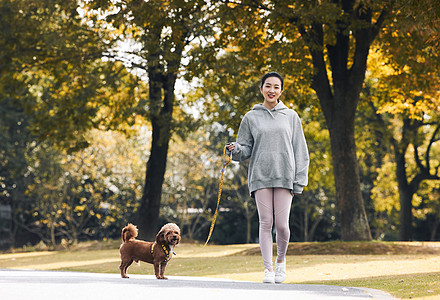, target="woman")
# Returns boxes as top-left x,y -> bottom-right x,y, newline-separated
226,72 -> 309,284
